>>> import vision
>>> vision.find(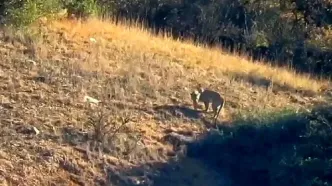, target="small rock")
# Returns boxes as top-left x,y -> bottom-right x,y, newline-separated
83,95 -> 101,105
33,127 -> 40,135
89,37 -> 97,43
16,124 -> 40,135
26,59 -> 37,66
